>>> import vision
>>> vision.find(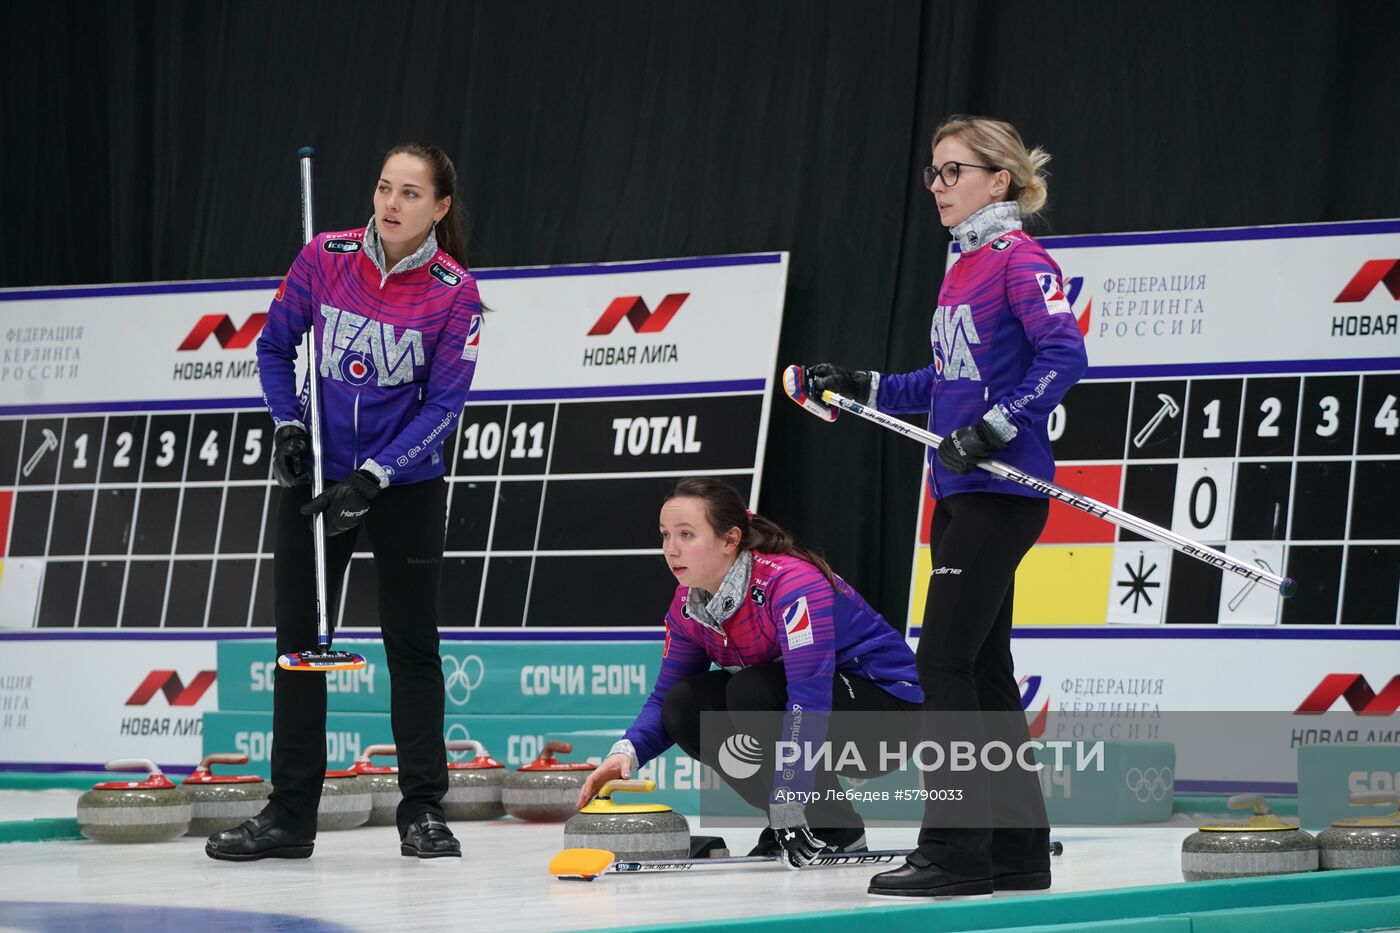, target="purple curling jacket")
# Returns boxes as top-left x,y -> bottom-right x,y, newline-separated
257,222 -> 482,487
875,202 -> 1087,499
619,550 -> 921,826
